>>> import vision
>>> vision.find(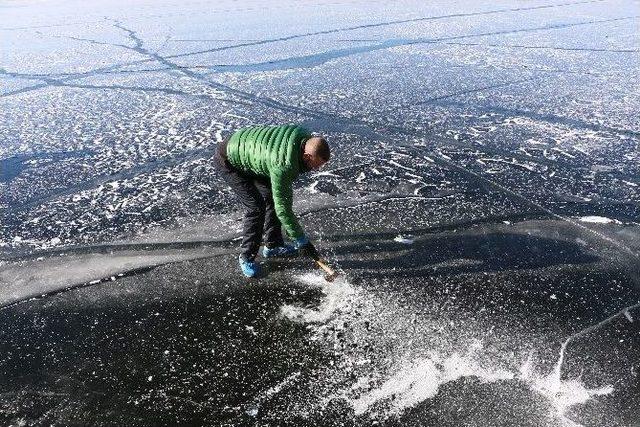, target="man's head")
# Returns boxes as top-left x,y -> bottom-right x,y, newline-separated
303,136 -> 330,171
